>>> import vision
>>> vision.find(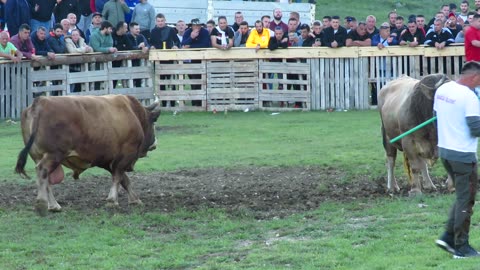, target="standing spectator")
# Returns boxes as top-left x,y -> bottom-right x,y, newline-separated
290,11 -> 302,34
322,16 -> 332,29
371,22 -> 398,48
425,19 -> 455,49
261,15 -> 274,37
269,8 -> 288,33
231,11 -> 243,32
150,13 -> 179,49
433,61 -> 480,259
112,21 -> 131,51
182,18 -> 210,106
30,0 -> 56,33
387,10 -> 397,31
131,0 -> 155,41
210,16 -> 234,50
102,0 -> 129,27
66,13 -> 85,37
0,0 -> 5,31
416,14 -> 427,36
5,0 -> 31,36
175,20 -> 186,44
455,21 -> 470,43
465,13 -> 480,61
476,0 -> 480,10
446,12 -> 463,38
65,28 -> 92,53
53,0 -> 78,24
399,20 -> 425,46
322,15 -> 347,48
127,21 -> 148,52
233,21 -> 249,47
458,0 -> 470,25
346,21 -> 371,46
246,20 -> 269,51
287,17 -> 301,46
428,5 -> 450,29
182,18 -> 210,48
10,24 -> 36,59
85,11 -> 102,43
366,15 -> 379,38
89,20 -> 117,53
391,16 -> 407,38
31,26 -> 55,59
206,19 -> 215,35
47,23 -> 66,53
309,20 -> 323,46
78,0 -> 94,34
0,31 -> 23,62
95,0 -> 108,13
